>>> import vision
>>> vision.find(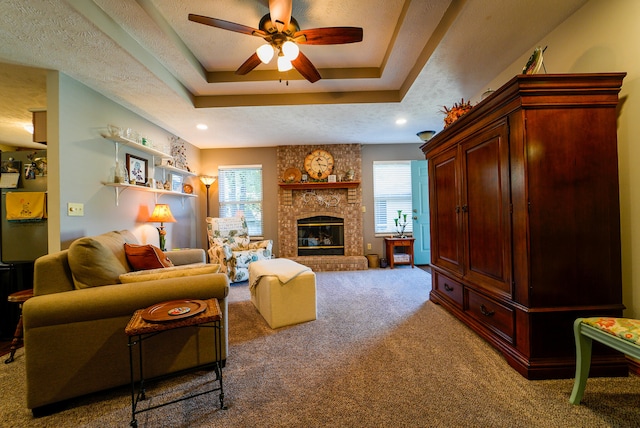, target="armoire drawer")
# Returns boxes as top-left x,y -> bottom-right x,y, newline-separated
433,272 -> 464,309
465,288 -> 514,342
